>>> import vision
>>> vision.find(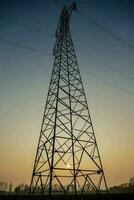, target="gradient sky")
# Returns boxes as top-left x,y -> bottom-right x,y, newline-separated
0,0 -> 134,188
